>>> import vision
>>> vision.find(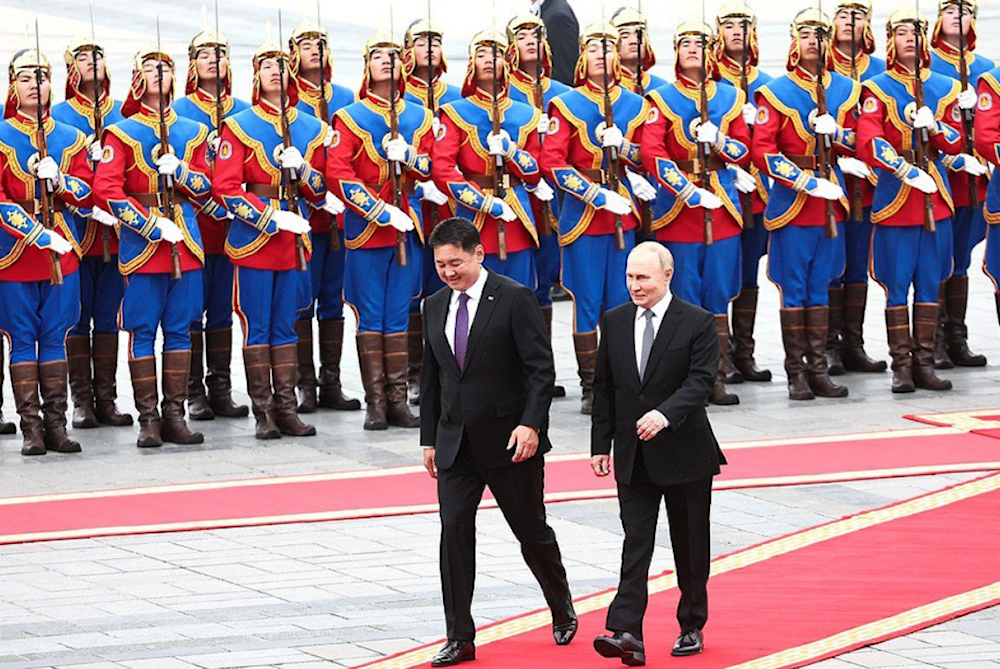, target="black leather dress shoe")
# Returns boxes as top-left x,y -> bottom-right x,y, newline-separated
593,631 -> 646,666
552,605 -> 578,645
671,629 -> 704,656
431,640 -> 475,667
